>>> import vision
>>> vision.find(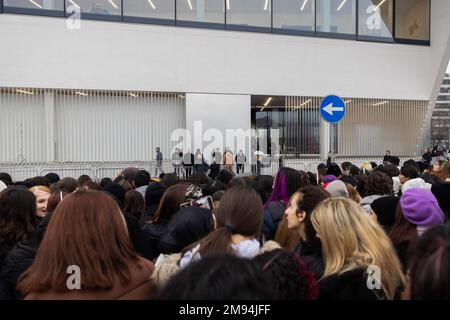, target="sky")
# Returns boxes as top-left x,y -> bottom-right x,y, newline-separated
447,60 -> 450,74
